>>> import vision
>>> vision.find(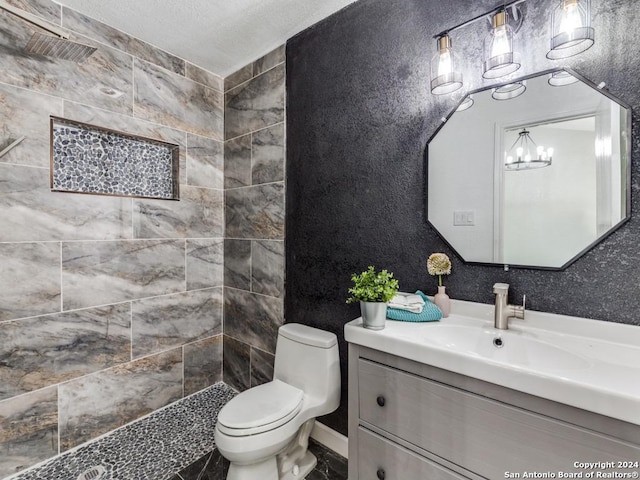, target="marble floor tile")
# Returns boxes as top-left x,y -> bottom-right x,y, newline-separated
134,59 -> 224,141
169,449 -> 228,480
61,239 -> 185,311
0,9 -> 133,115
58,348 -> 183,451
172,439 -> 347,480
0,164 -> 133,242
252,123 -> 285,185
306,439 -> 349,480
225,64 -> 284,139
223,239 -> 251,290
250,347 -> 275,387
225,182 -> 285,240
224,134 -> 252,188
133,185 -> 223,239
251,240 -> 285,298
186,63 -> 224,92
186,238 -> 224,290
0,83 -> 63,168
0,242 -> 60,322
184,335 -> 223,396
224,288 -> 284,354
63,101 -> 188,184
62,7 -> 185,75
132,288 -> 222,359
223,335 -> 250,392
187,133 -> 223,189
0,386 -> 58,479
0,303 -> 131,401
